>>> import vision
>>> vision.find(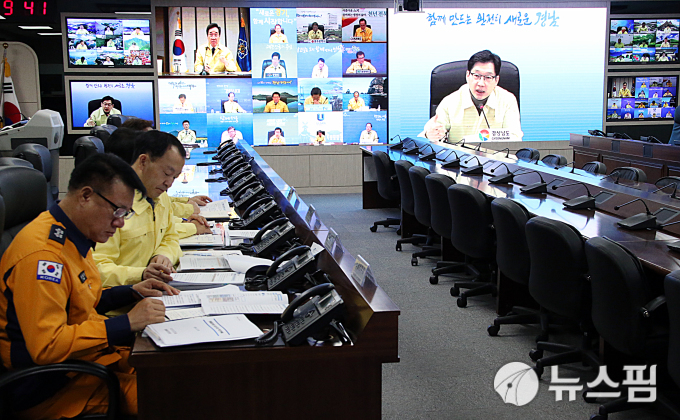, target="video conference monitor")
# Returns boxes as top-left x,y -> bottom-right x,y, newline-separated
61,13 -> 154,72
609,18 -> 679,65
64,76 -> 158,135
158,7 -> 387,147
606,75 -> 677,121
